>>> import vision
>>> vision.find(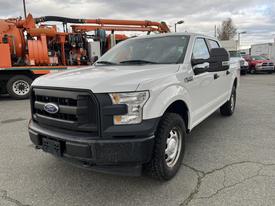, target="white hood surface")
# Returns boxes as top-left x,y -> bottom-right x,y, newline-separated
32,65 -> 180,93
